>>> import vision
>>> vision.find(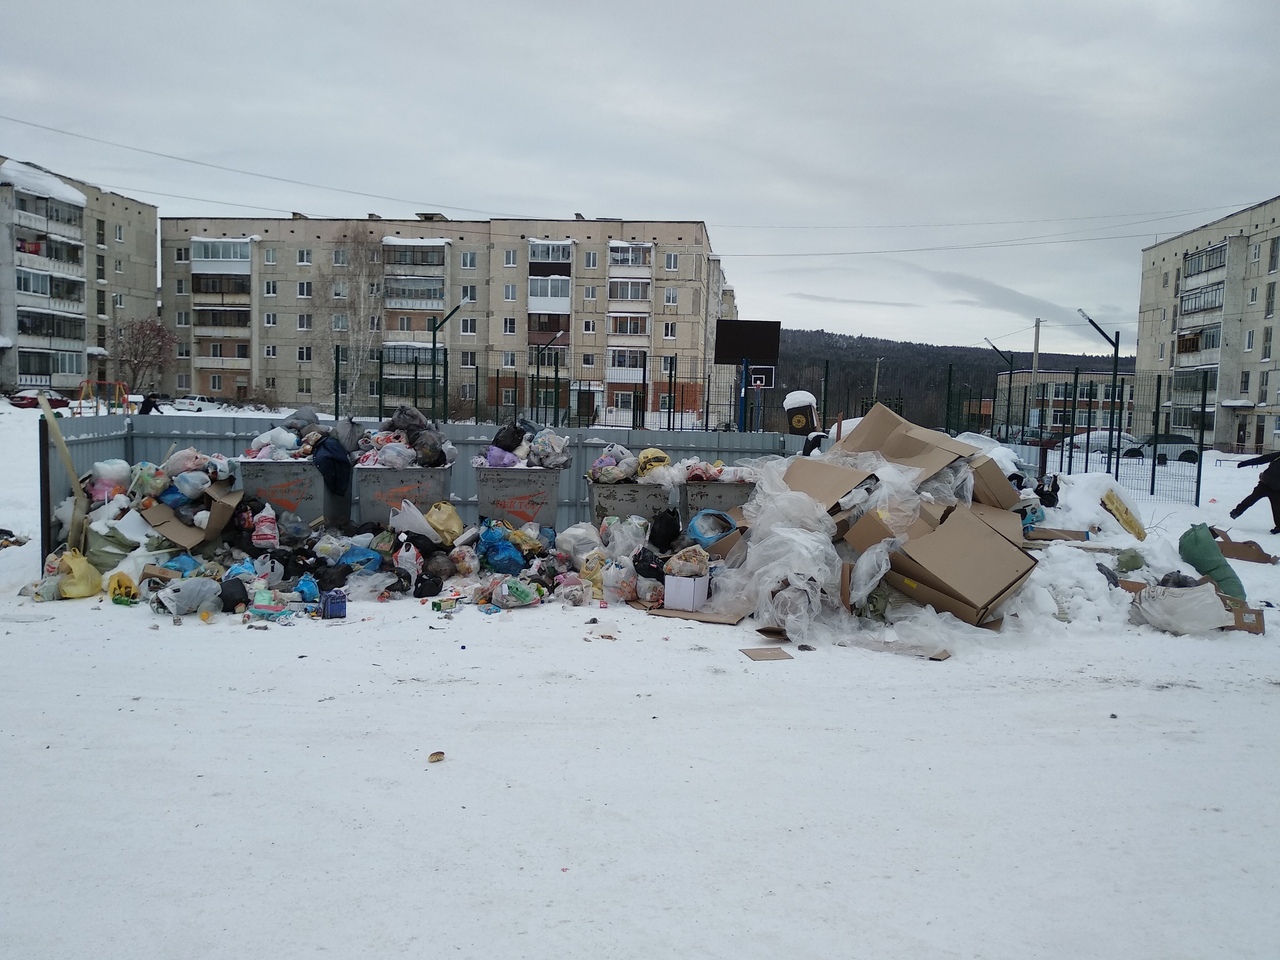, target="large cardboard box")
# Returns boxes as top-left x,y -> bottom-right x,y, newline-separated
141,480 -> 244,550
831,404 -> 977,483
664,575 -> 710,612
969,455 -> 1022,510
782,459 -> 876,514
967,503 -> 1025,545
842,501 -> 940,554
